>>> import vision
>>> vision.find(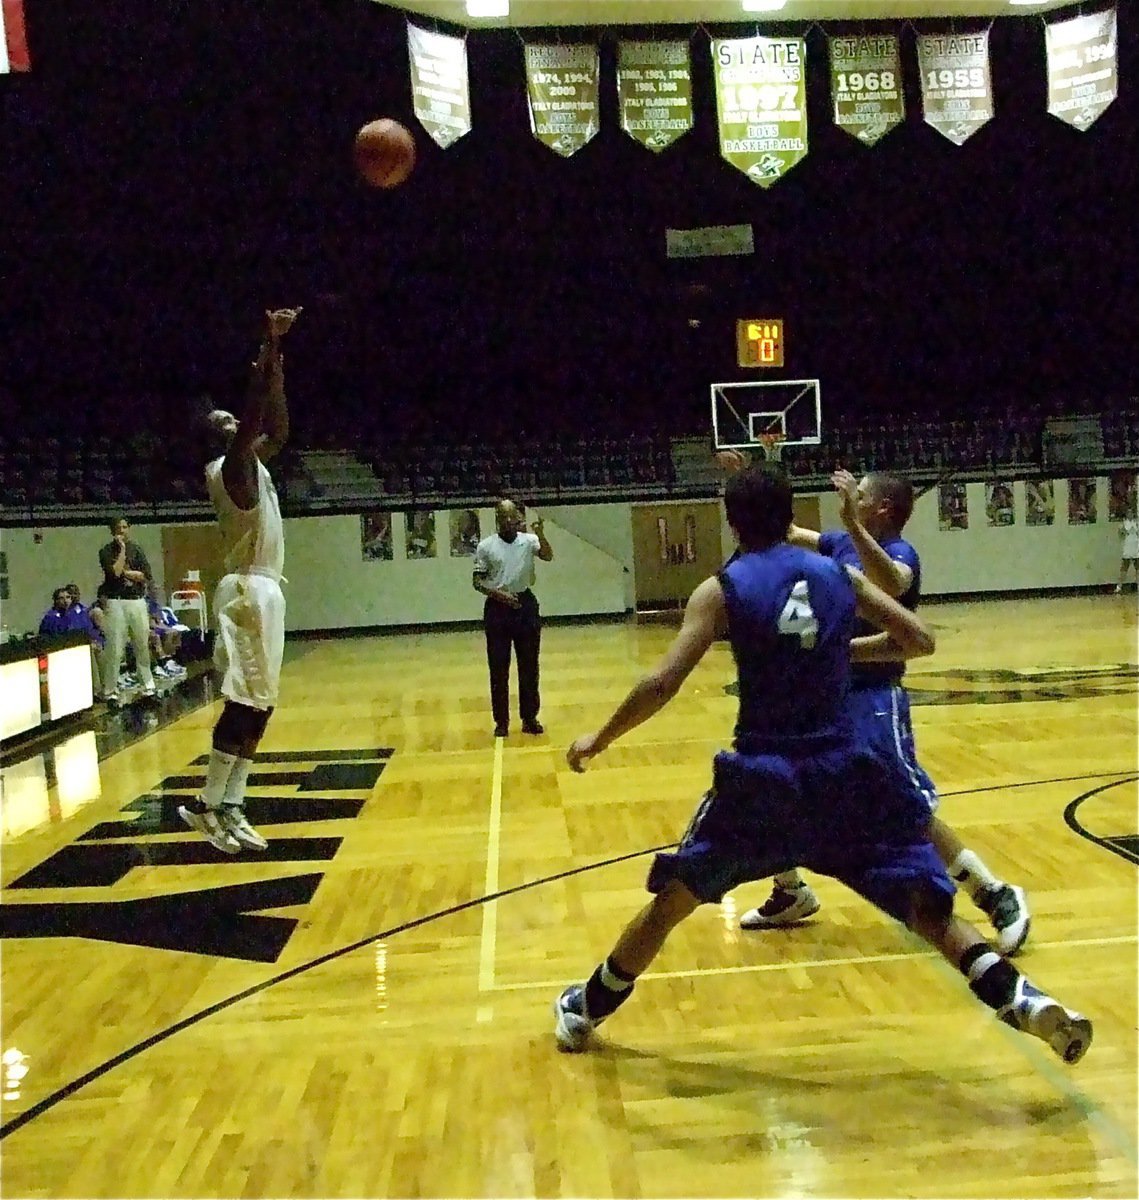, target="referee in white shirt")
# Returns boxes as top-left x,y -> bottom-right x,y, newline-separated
472,499 -> 554,738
